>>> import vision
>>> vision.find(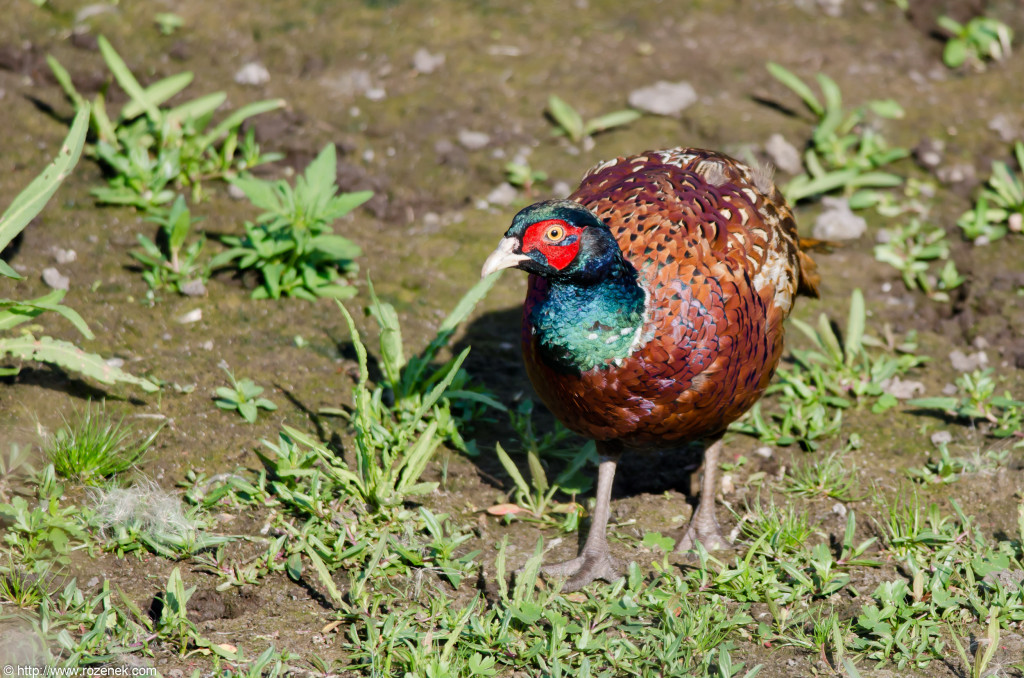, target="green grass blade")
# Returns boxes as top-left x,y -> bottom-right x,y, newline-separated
0,334 -> 157,392
165,92 -> 227,126
845,288 -> 865,364
766,62 -> 823,117
547,95 -> 584,143
413,347 -> 470,421
1,291 -> 92,338
198,98 -> 286,148
303,544 -> 343,604
335,301 -> 368,385
495,442 -> 531,497
583,109 -> 642,136
397,420 -> 441,495
0,106 -> 90,253
97,36 -> 160,121
439,272 -> 501,334
121,71 -> 195,120
46,55 -> 85,109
